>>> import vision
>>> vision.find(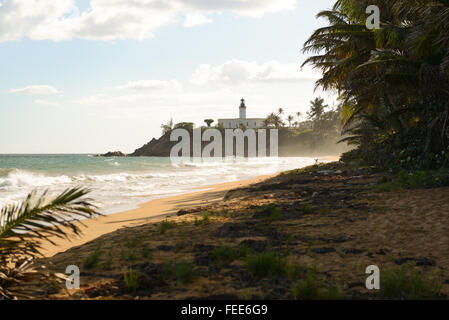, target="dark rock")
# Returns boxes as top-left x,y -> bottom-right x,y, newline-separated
416,258 -> 436,267
194,253 -> 211,266
394,258 -> 416,265
375,250 -> 386,255
239,239 -> 267,252
99,151 -> 126,157
312,247 -> 336,254
213,223 -> 248,238
347,282 -> 364,289
193,244 -> 215,252
177,209 -> 189,216
156,245 -> 173,251
343,248 -> 365,254
443,280 -> 449,285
